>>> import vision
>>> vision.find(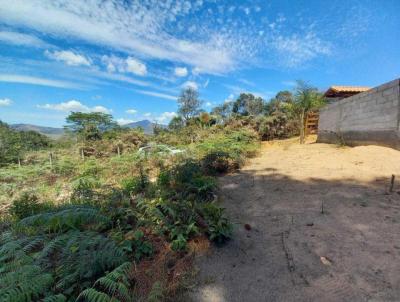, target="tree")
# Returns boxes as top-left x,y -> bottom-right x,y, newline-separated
0,121 -> 50,166
232,93 -> 264,116
265,91 -> 294,115
168,116 -> 185,131
211,101 -> 233,121
65,112 -> 118,141
199,112 -> 211,128
177,87 -> 202,121
288,81 -> 325,144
